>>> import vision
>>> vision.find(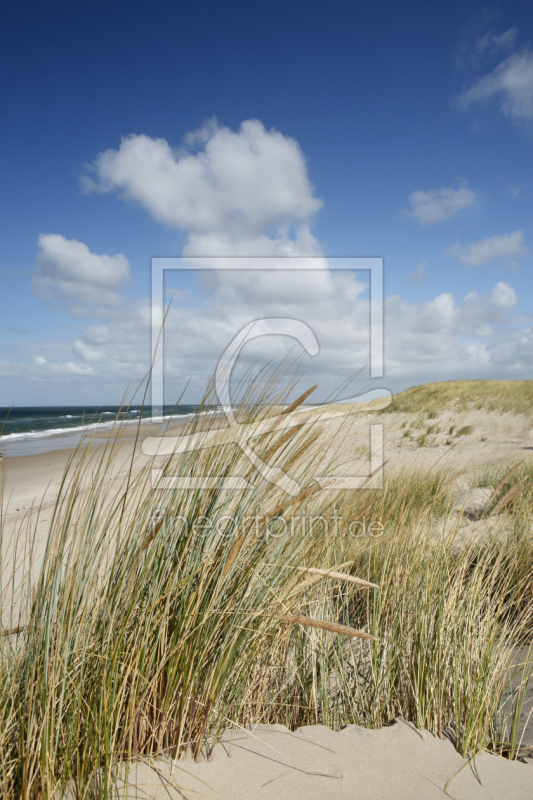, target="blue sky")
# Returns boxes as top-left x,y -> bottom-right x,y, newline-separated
1,0 -> 533,405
